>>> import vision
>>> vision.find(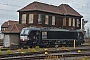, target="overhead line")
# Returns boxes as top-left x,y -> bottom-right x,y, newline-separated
0,8 -> 16,12
0,2 -> 22,7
